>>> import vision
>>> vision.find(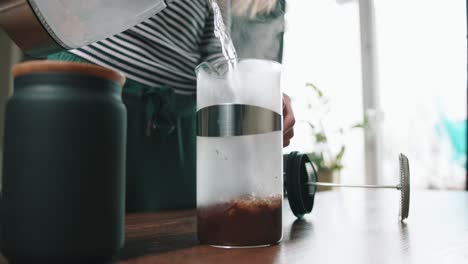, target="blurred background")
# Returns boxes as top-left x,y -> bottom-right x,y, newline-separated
0,0 -> 466,190
232,0 -> 467,190
281,0 -> 467,190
